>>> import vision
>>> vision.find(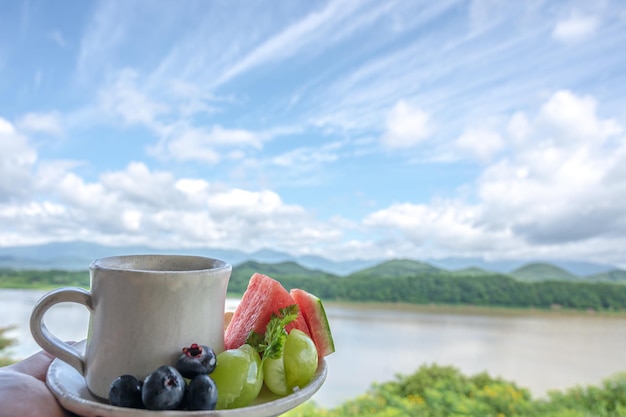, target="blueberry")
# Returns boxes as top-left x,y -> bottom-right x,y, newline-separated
108,374 -> 143,408
141,365 -> 186,410
176,343 -> 217,378
186,374 -> 218,411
